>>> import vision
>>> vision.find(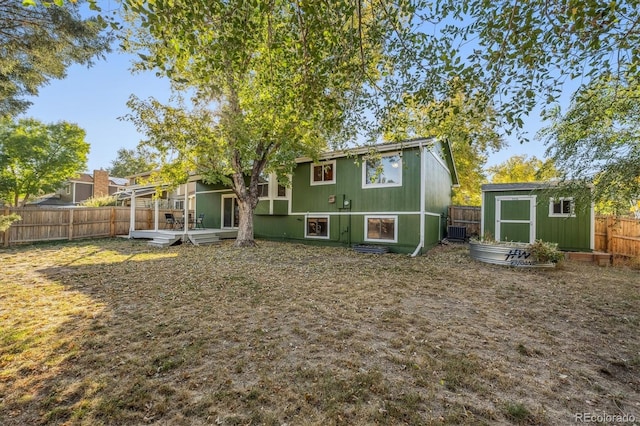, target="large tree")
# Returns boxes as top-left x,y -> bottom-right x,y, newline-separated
422,0 -> 639,131
0,118 -> 89,206
0,0 -> 110,117
122,0 -> 404,246
487,155 -> 559,184
108,147 -> 157,178
384,87 -> 504,206
540,75 -> 640,214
